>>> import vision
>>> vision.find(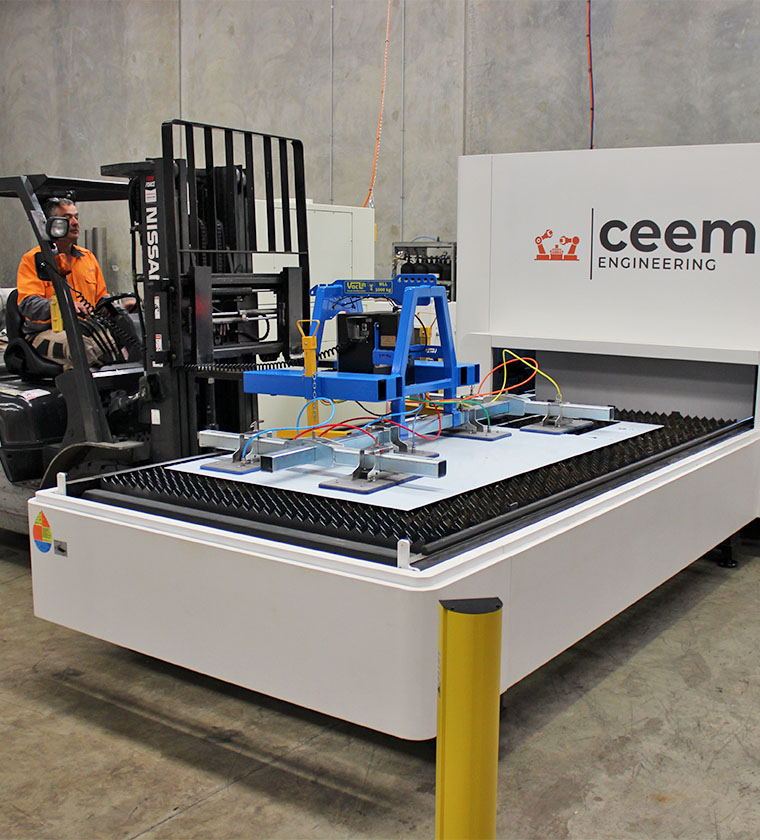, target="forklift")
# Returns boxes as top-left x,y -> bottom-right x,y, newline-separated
0,120 -> 311,529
